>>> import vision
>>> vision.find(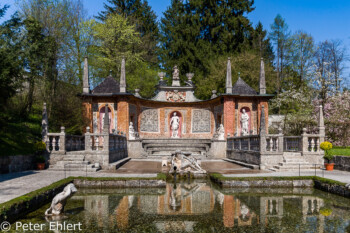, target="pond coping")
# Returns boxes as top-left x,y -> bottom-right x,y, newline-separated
209,173 -> 350,198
